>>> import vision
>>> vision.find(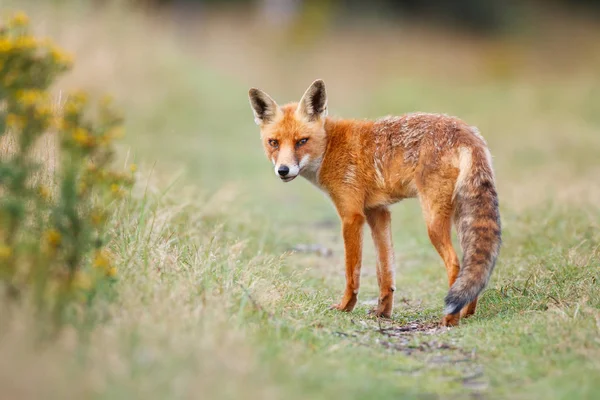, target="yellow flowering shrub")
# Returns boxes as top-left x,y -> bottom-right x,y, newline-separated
0,12 -> 133,327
